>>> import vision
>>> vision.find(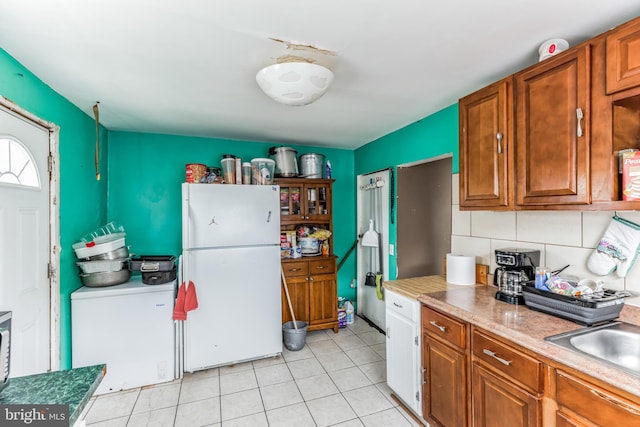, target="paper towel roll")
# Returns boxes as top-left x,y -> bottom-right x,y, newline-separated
446,253 -> 476,285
